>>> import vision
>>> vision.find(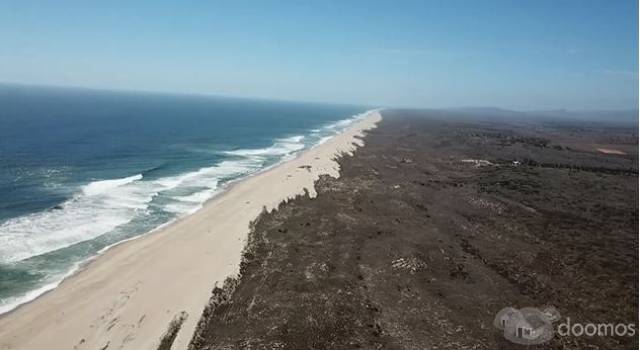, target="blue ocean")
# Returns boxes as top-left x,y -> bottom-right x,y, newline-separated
0,84 -> 368,313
